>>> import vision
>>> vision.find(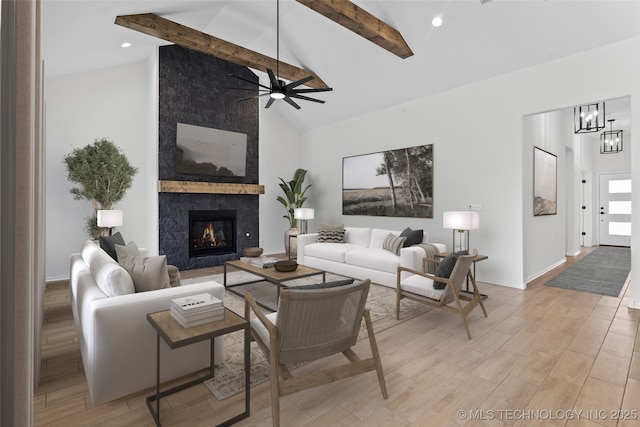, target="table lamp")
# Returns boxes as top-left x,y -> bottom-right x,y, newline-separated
97,209 -> 123,236
294,208 -> 314,234
443,211 -> 479,252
